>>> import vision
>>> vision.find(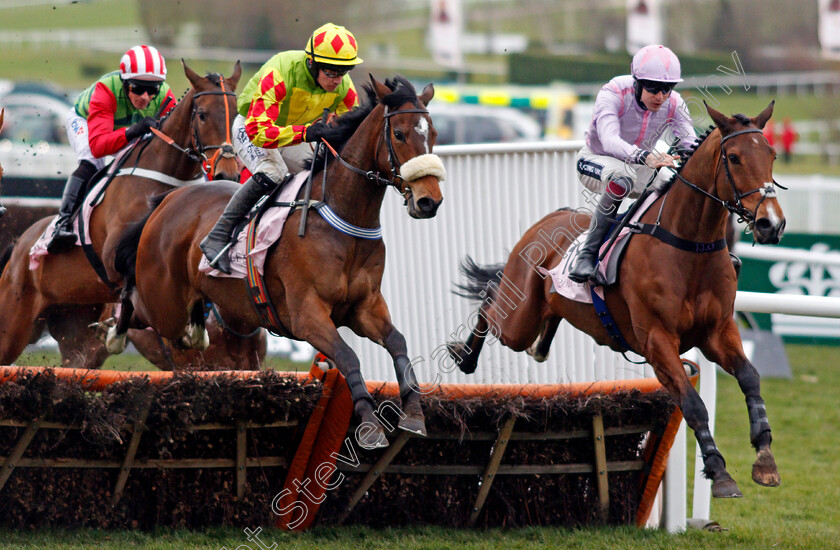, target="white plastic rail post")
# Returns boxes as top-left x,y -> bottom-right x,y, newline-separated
662,419 -> 687,532
691,354 -> 717,522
